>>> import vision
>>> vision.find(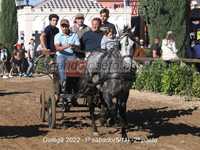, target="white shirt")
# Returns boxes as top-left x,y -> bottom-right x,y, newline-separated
26,43 -> 35,59
161,39 -> 178,60
0,49 -> 8,62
